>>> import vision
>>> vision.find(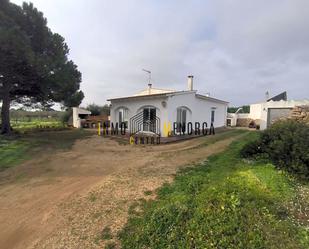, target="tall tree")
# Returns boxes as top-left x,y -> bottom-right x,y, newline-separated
0,0 -> 84,134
